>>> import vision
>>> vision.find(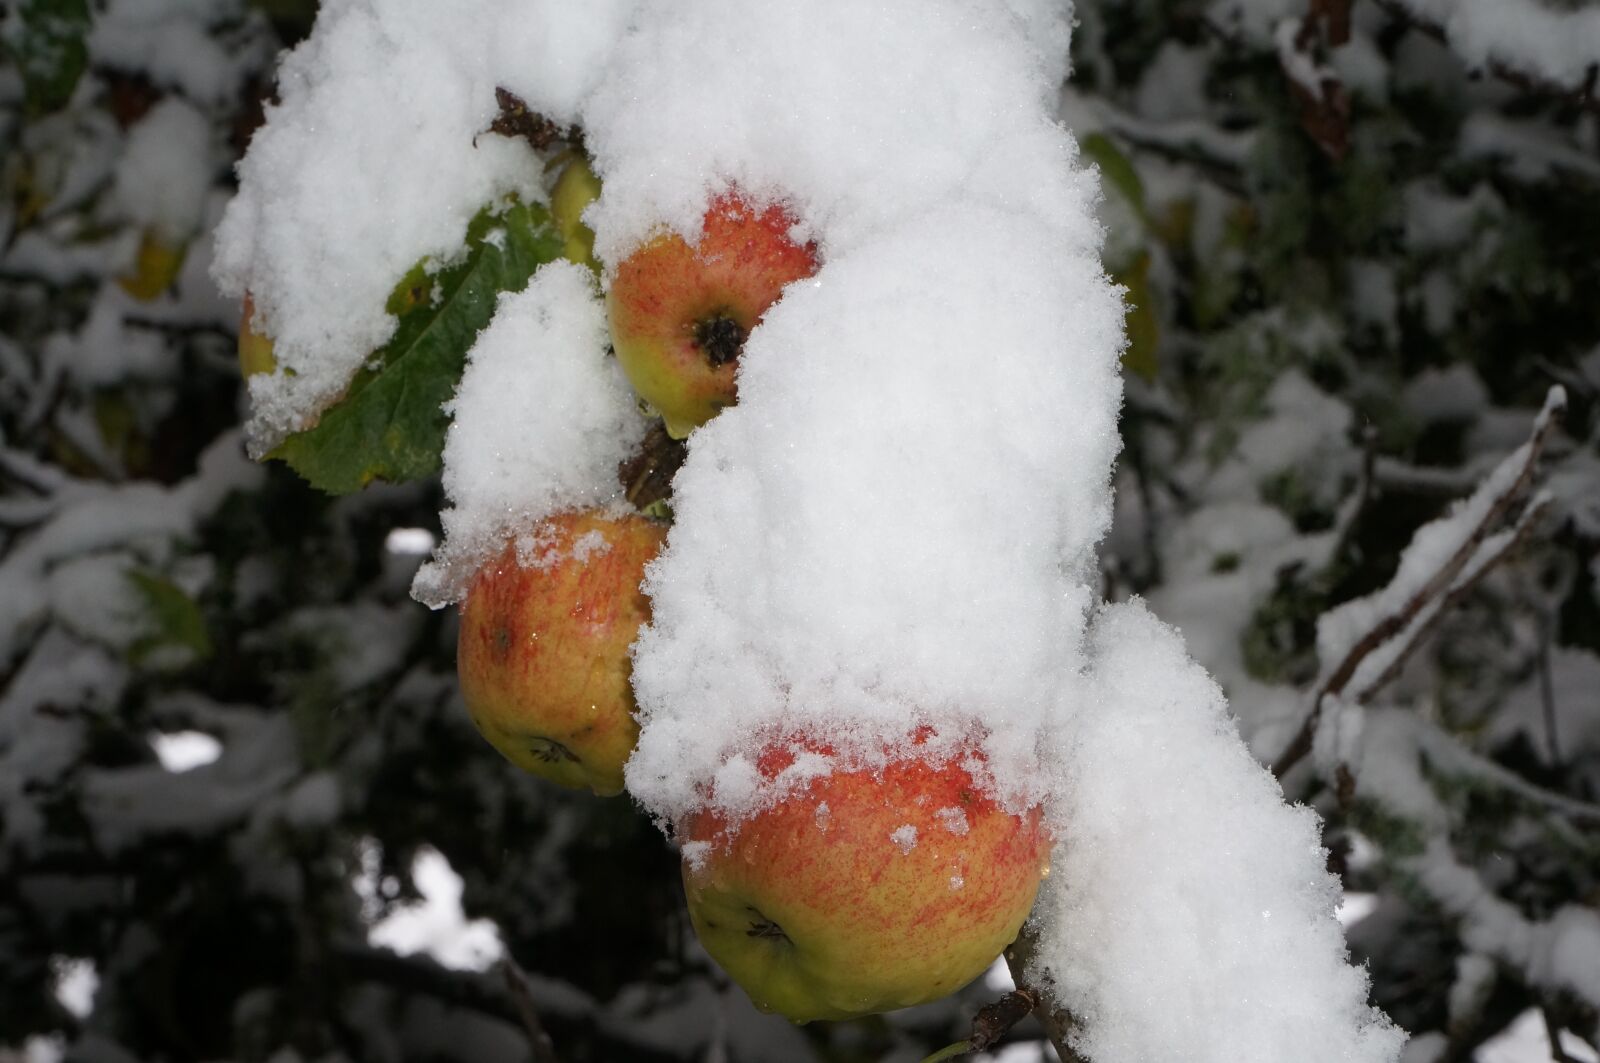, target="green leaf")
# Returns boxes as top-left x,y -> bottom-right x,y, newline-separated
1081,132 -> 1146,219
126,570 -> 212,668
269,199 -> 566,494
2,0 -> 92,118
